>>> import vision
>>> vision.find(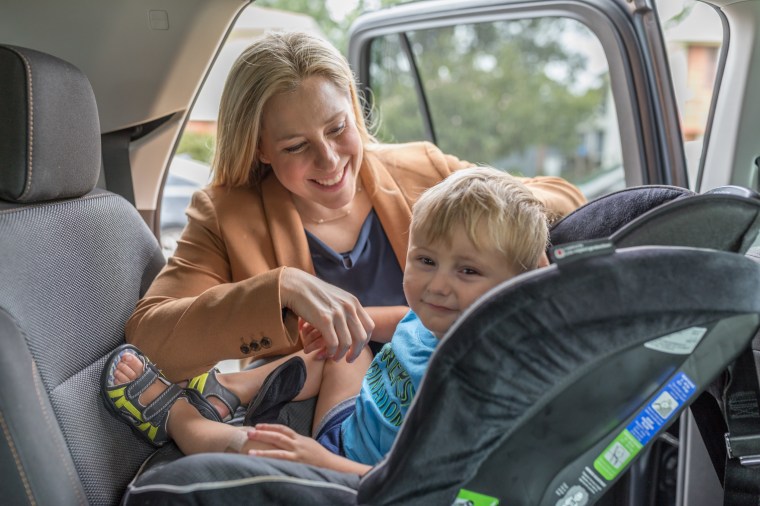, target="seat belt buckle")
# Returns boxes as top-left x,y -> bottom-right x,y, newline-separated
725,433 -> 760,466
